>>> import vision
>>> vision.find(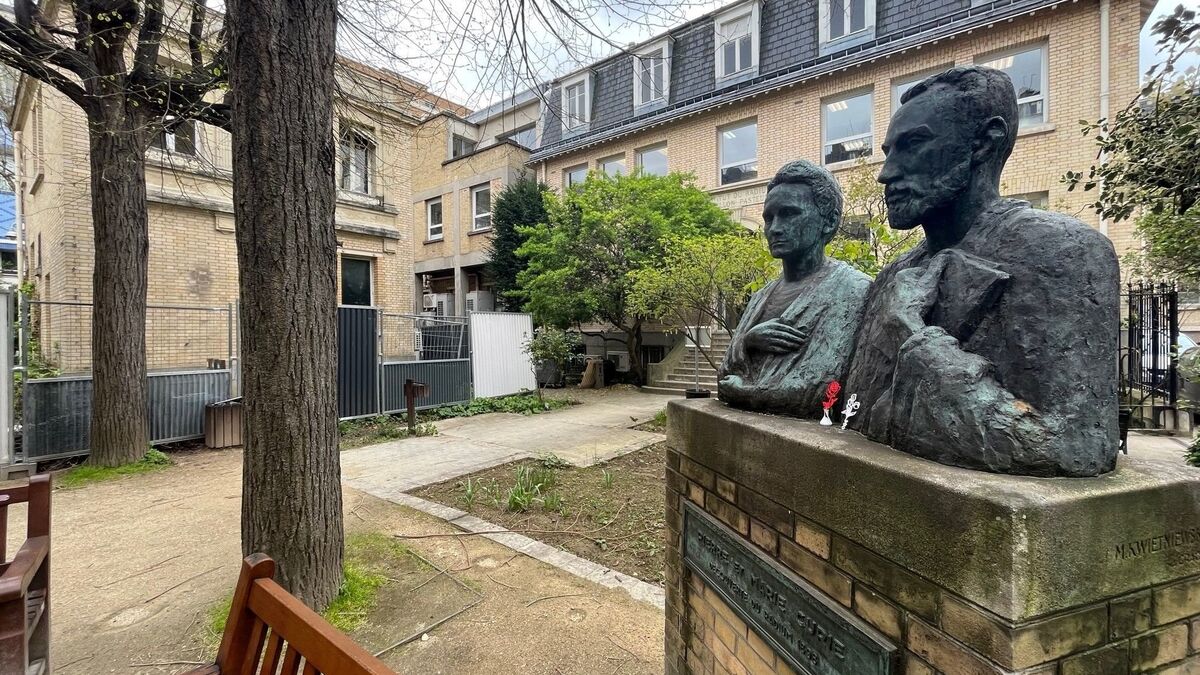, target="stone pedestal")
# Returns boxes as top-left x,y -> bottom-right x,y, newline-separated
665,398 -> 1200,675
